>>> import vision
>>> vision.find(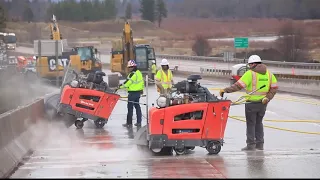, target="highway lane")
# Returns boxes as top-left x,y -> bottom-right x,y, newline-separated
15,46 -> 320,76
10,72 -> 320,178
